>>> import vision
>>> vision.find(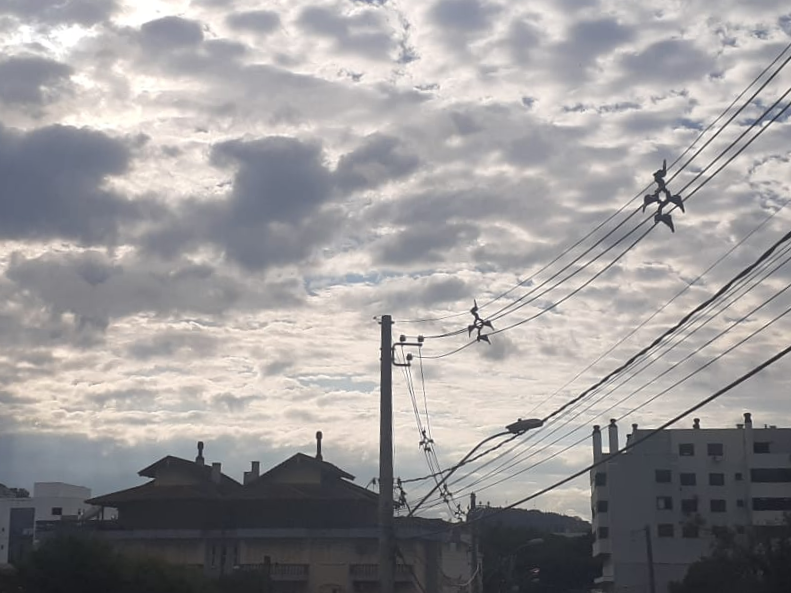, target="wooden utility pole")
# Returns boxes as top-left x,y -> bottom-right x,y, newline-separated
470,492 -> 481,593
644,524 -> 657,593
379,315 -> 394,593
